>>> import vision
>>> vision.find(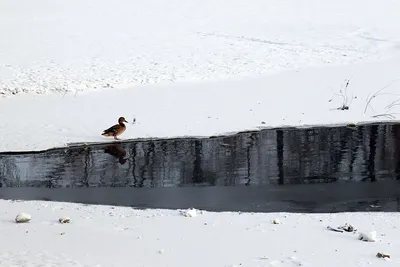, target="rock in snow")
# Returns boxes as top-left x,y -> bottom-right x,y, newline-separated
15,213 -> 31,223
272,219 -> 281,224
59,217 -> 71,224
